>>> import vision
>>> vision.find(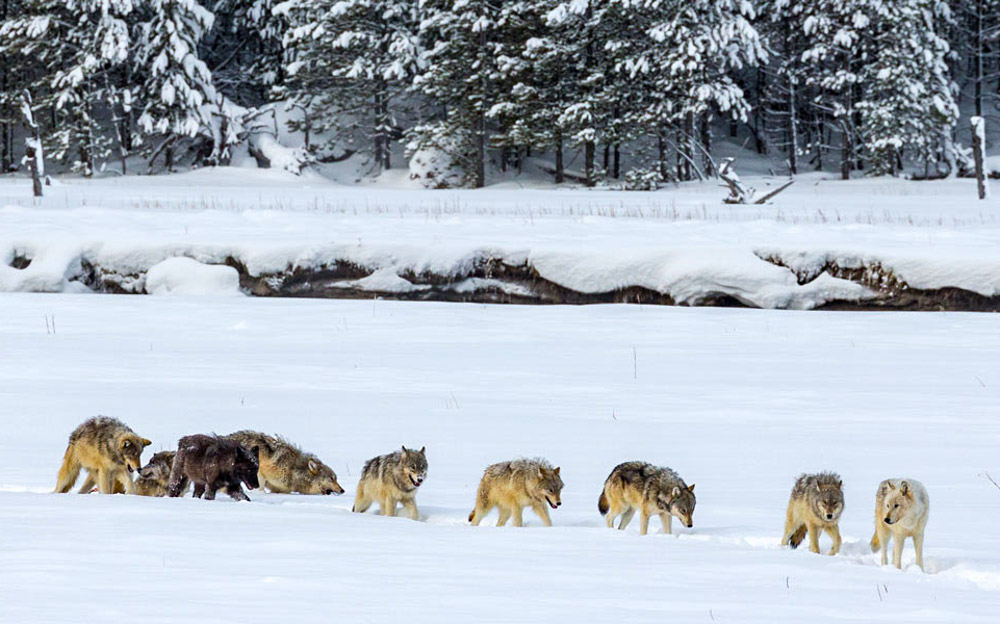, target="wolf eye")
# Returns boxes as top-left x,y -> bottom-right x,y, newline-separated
893,503 -> 899,508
